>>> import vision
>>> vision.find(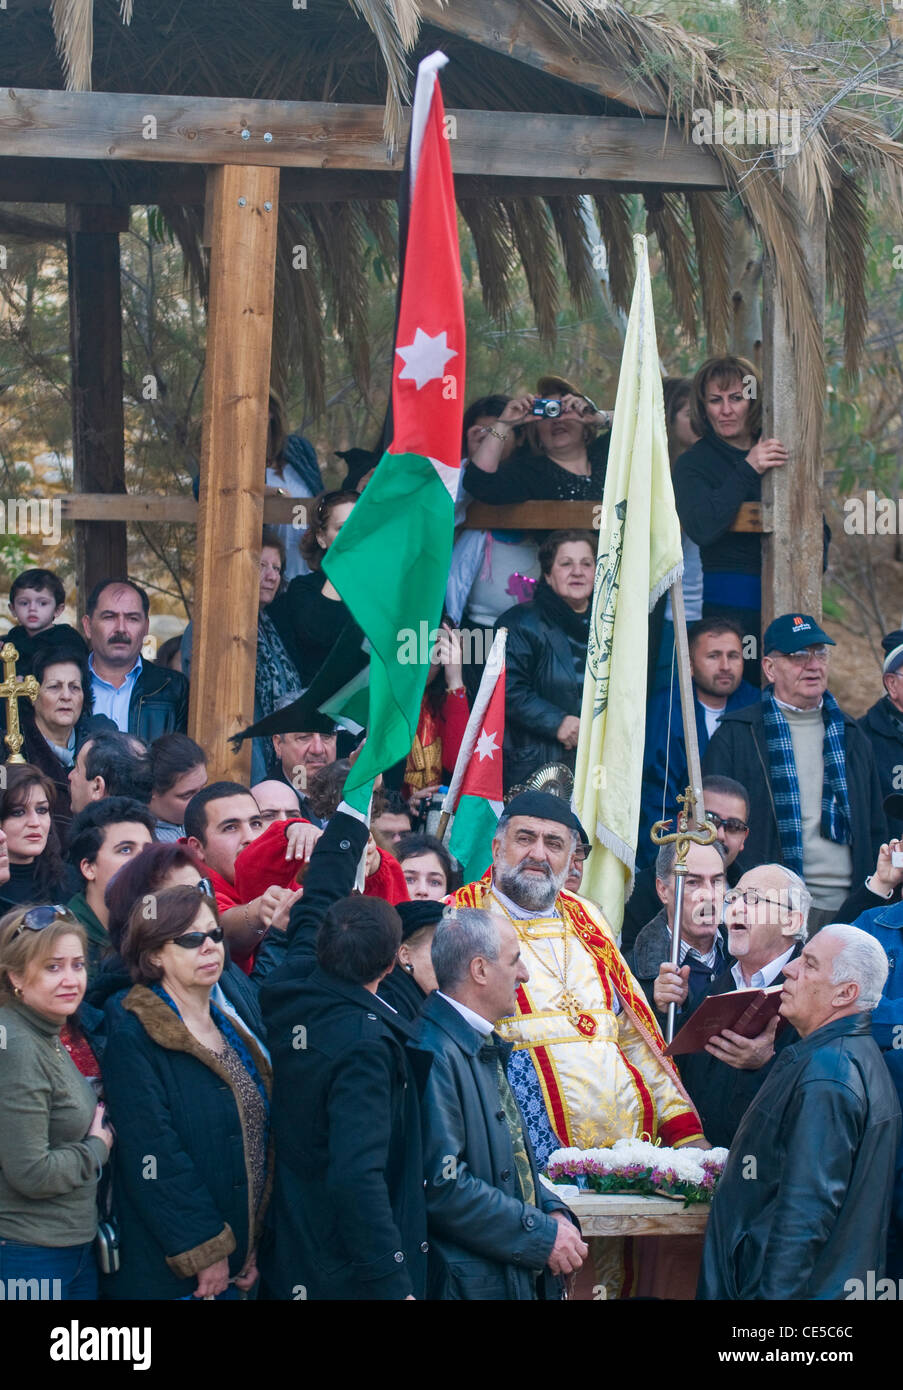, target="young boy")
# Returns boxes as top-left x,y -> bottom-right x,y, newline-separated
6,567 -> 87,673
